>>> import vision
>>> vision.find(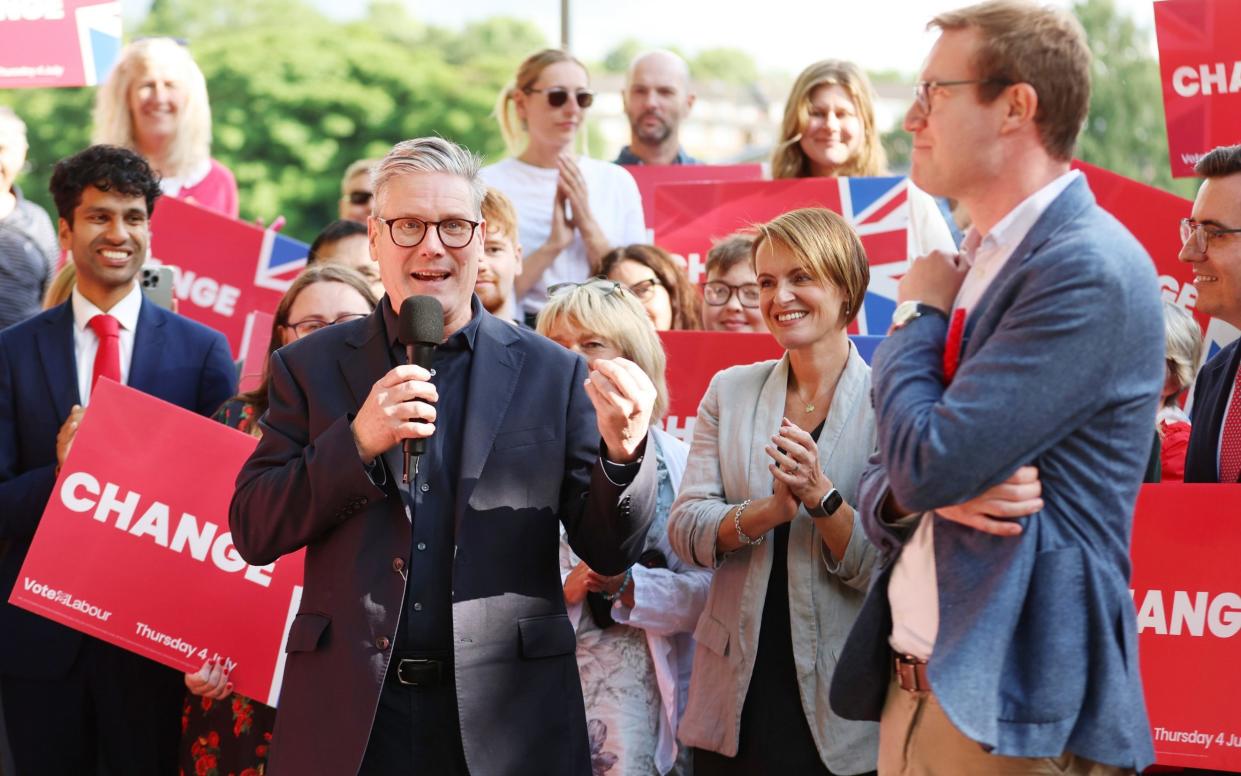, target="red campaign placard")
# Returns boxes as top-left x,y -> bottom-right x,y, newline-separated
148,197 -> 307,358
1154,0 -> 1241,178
7,380 -> 304,706
622,164 -> 764,234
1132,483 -> 1241,771
238,310 -> 275,394
652,177 -> 910,337
0,0 -> 120,88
